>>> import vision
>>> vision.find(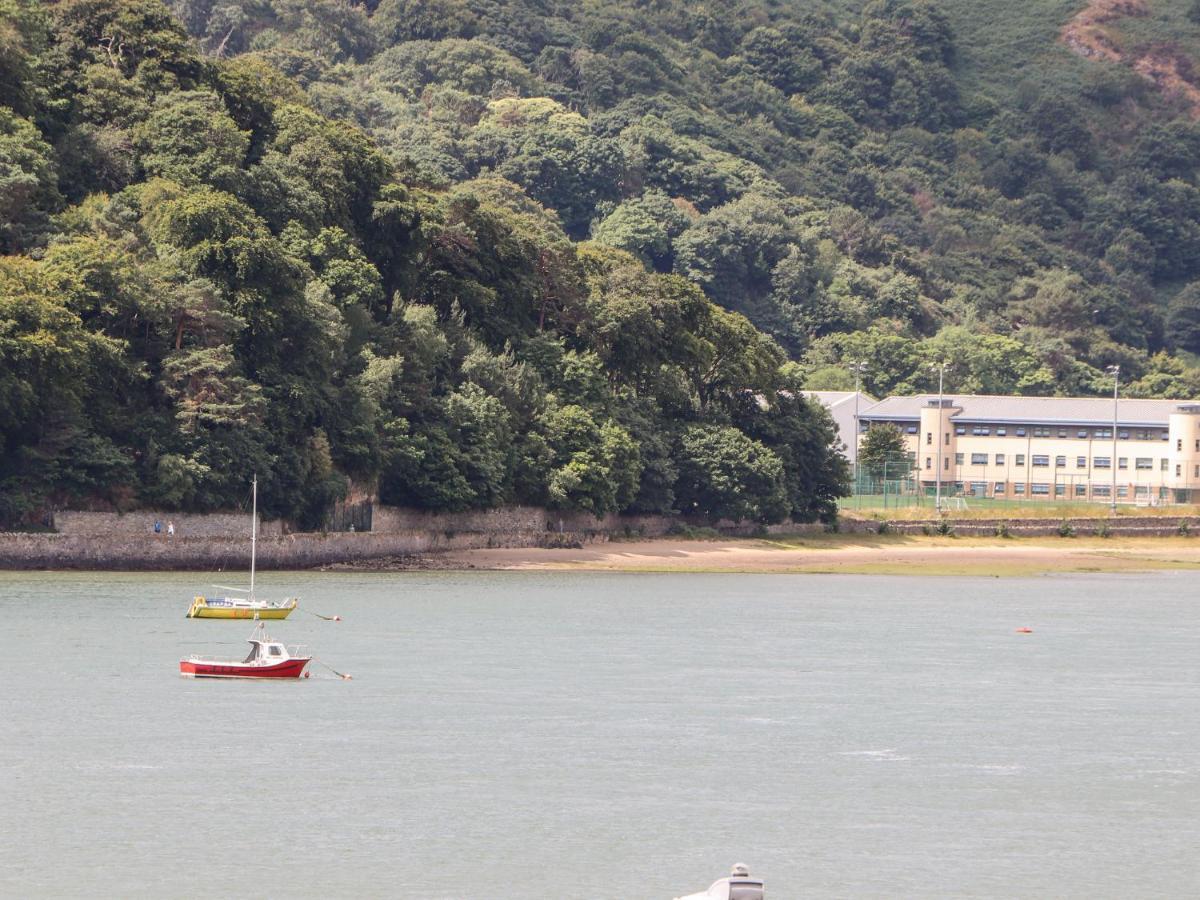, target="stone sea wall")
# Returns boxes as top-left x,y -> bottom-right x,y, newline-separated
0,504 -> 814,570
53,509 -> 283,538
0,528 -> 574,571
